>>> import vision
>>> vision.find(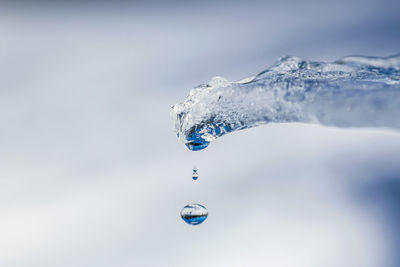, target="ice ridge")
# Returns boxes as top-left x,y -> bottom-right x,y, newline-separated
171,54 -> 400,150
